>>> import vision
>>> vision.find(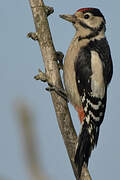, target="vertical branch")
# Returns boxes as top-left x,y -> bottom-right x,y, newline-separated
28,0 -> 92,179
